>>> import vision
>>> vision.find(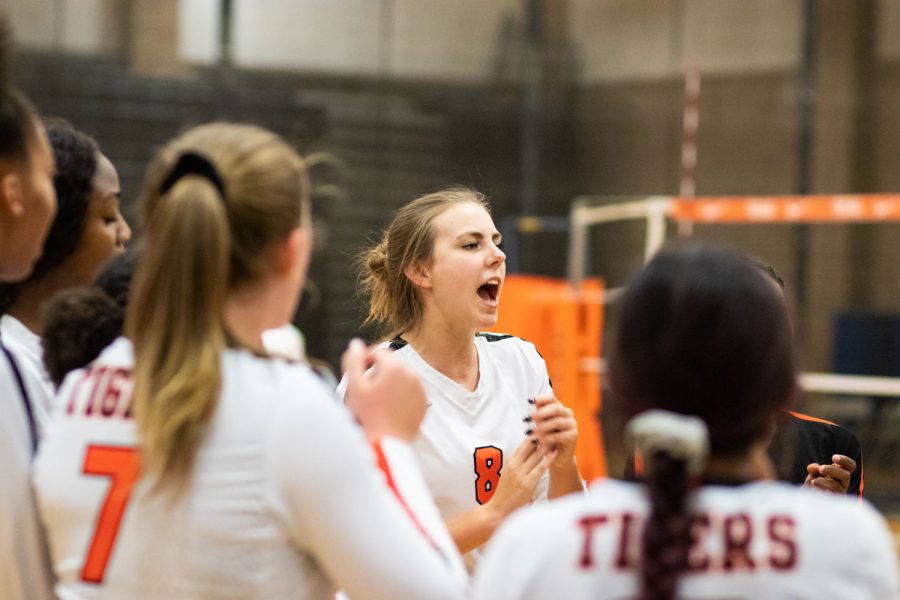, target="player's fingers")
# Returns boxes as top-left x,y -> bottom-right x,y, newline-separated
537,449 -> 556,474
533,401 -> 570,421
534,415 -> 576,435
364,347 -> 396,376
518,449 -> 552,487
810,476 -> 844,494
535,431 -> 576,449
341,338 -> 366,379
818,464 -> 851,485
832,454 -> 857,474
517,441 -> 544,471
532,394 -> 559,410
511,436 -> 539,463
806,463 -> 821,476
